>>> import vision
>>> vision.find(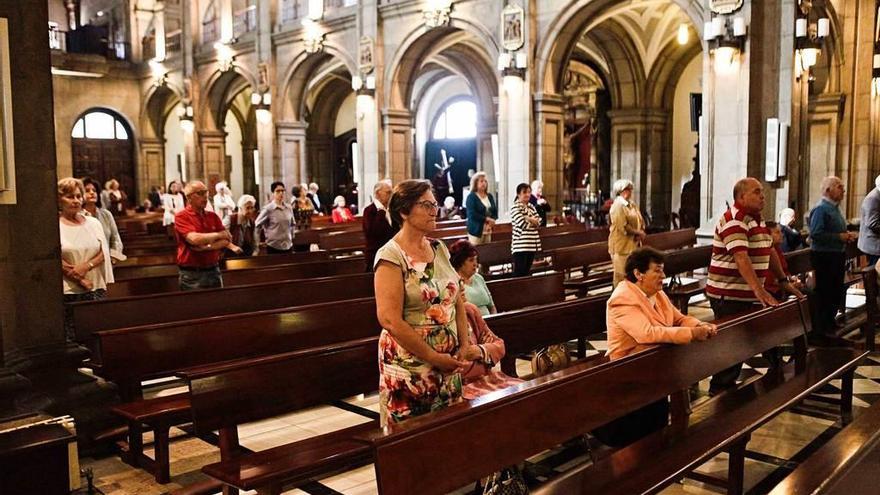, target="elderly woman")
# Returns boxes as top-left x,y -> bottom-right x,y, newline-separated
511,183 -> 542,277
449,239 -> 496,316
291,185 -> 314,231
778,208 -> 803,253
465,171 -> 497,245
374,179 -> 480,425
529,179 -> 551,227
608,179 -> 646,287
224,194 -> 258,257
596,247 -> 716,447
101,179 -> 127,215
59,178 -> 114,340
213,181 -> 236,222
331,195 -> 355,223
438,196 -> 461,221
82,177 -> 123,257
460,301 -> 522,399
